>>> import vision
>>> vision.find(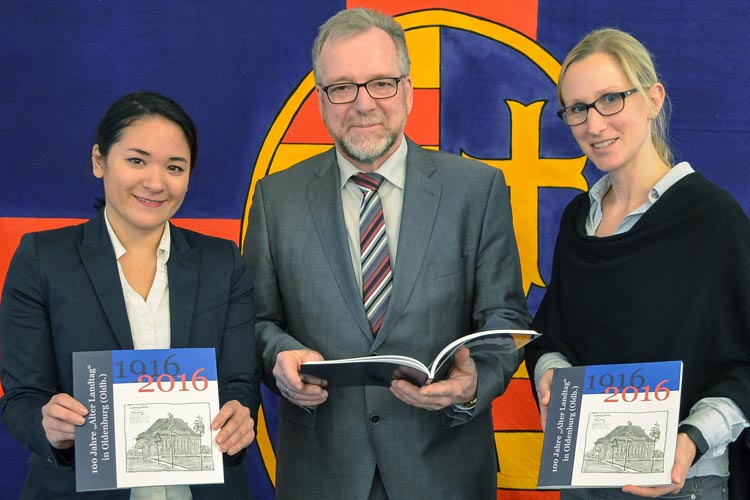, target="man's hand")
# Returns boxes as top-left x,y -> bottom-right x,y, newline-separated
212,400 -> 255,455
41,393 -> 88,449
536,368 -> 554,431
273,349 -> 329,407
390,347 -> 477,410
620,432 -> 695,497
